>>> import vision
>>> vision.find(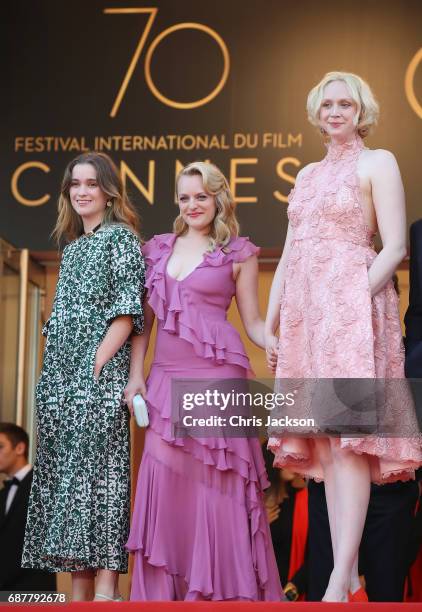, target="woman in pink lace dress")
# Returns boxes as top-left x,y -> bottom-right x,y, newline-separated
265,71 -> 422,602
124,162 -> 283,601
